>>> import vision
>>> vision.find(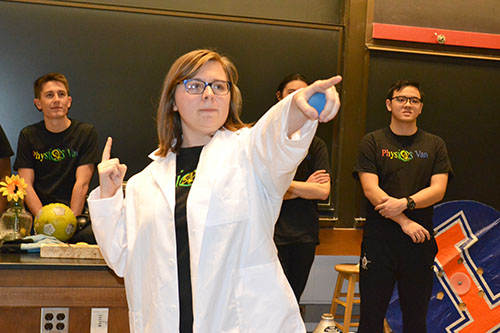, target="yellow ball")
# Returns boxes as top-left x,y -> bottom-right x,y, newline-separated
34,203 -> 77,242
